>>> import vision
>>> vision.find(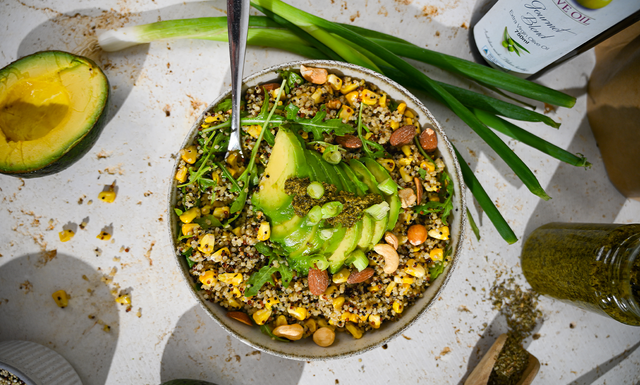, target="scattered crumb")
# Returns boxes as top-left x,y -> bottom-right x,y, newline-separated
350,11 -> 360,22
461,22 -> 468,29
95,247 -> 102,257
382,344 -> 388,350
136,308 -> 142,318
402,334 -> 412,340
144,241 -> 155,266
435,346 -> 451,360
19,280 -> 33,293
78,196 -> 85,205
378,6 -> 388,16
99,164 -> 124,175
420,5 -> 438,17
570,322 -> 576,329
144,191 -> 153,197
532,333 -> 541,340
458,305 -> 471,313
435,31 -> 440,37
163,105 -> 171,117
38,249 -> 57,266
96,149 -> 112,159
544,103 -> 557,114
87,200 -> 93,205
